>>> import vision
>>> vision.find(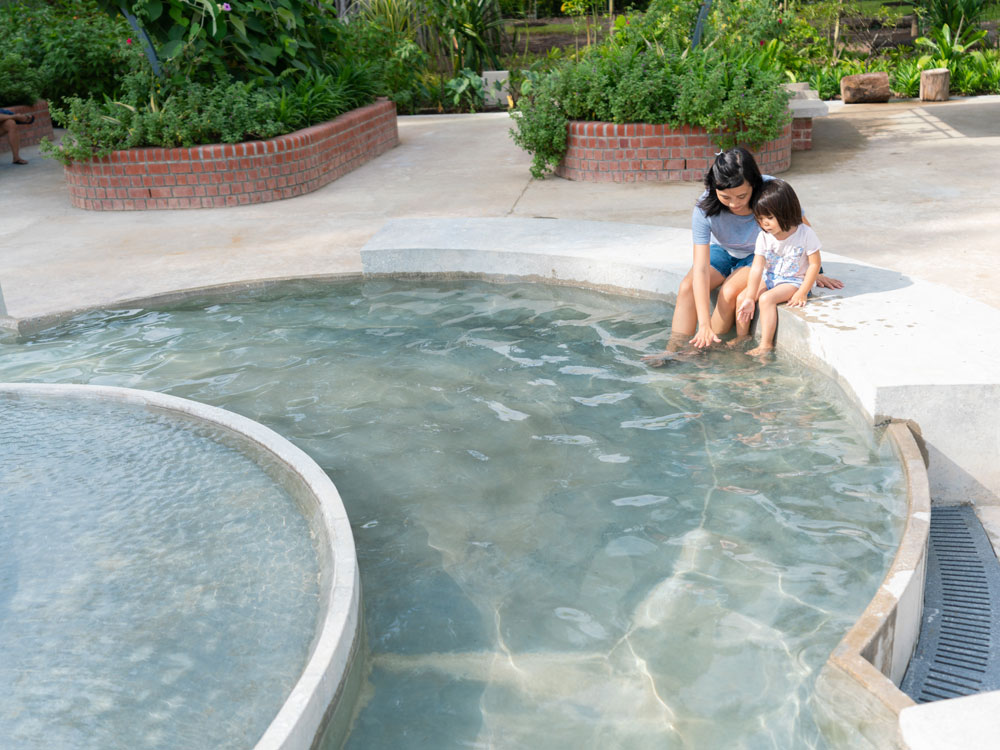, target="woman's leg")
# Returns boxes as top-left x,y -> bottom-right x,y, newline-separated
668,265 -> 726,346
711,265 -> 751,335
747,284 -> 797,355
